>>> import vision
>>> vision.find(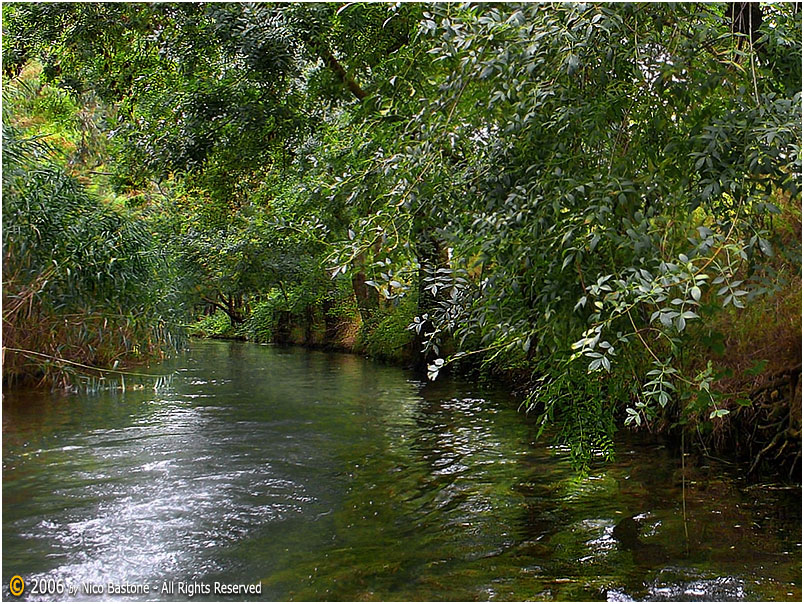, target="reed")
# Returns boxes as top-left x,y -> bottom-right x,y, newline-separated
2,124 -> 184,388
